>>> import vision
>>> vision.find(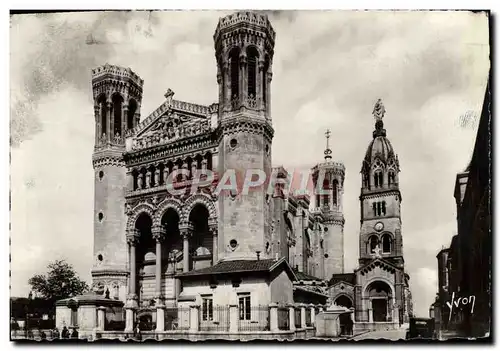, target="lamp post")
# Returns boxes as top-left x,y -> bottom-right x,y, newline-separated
25,291 -> 33,339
